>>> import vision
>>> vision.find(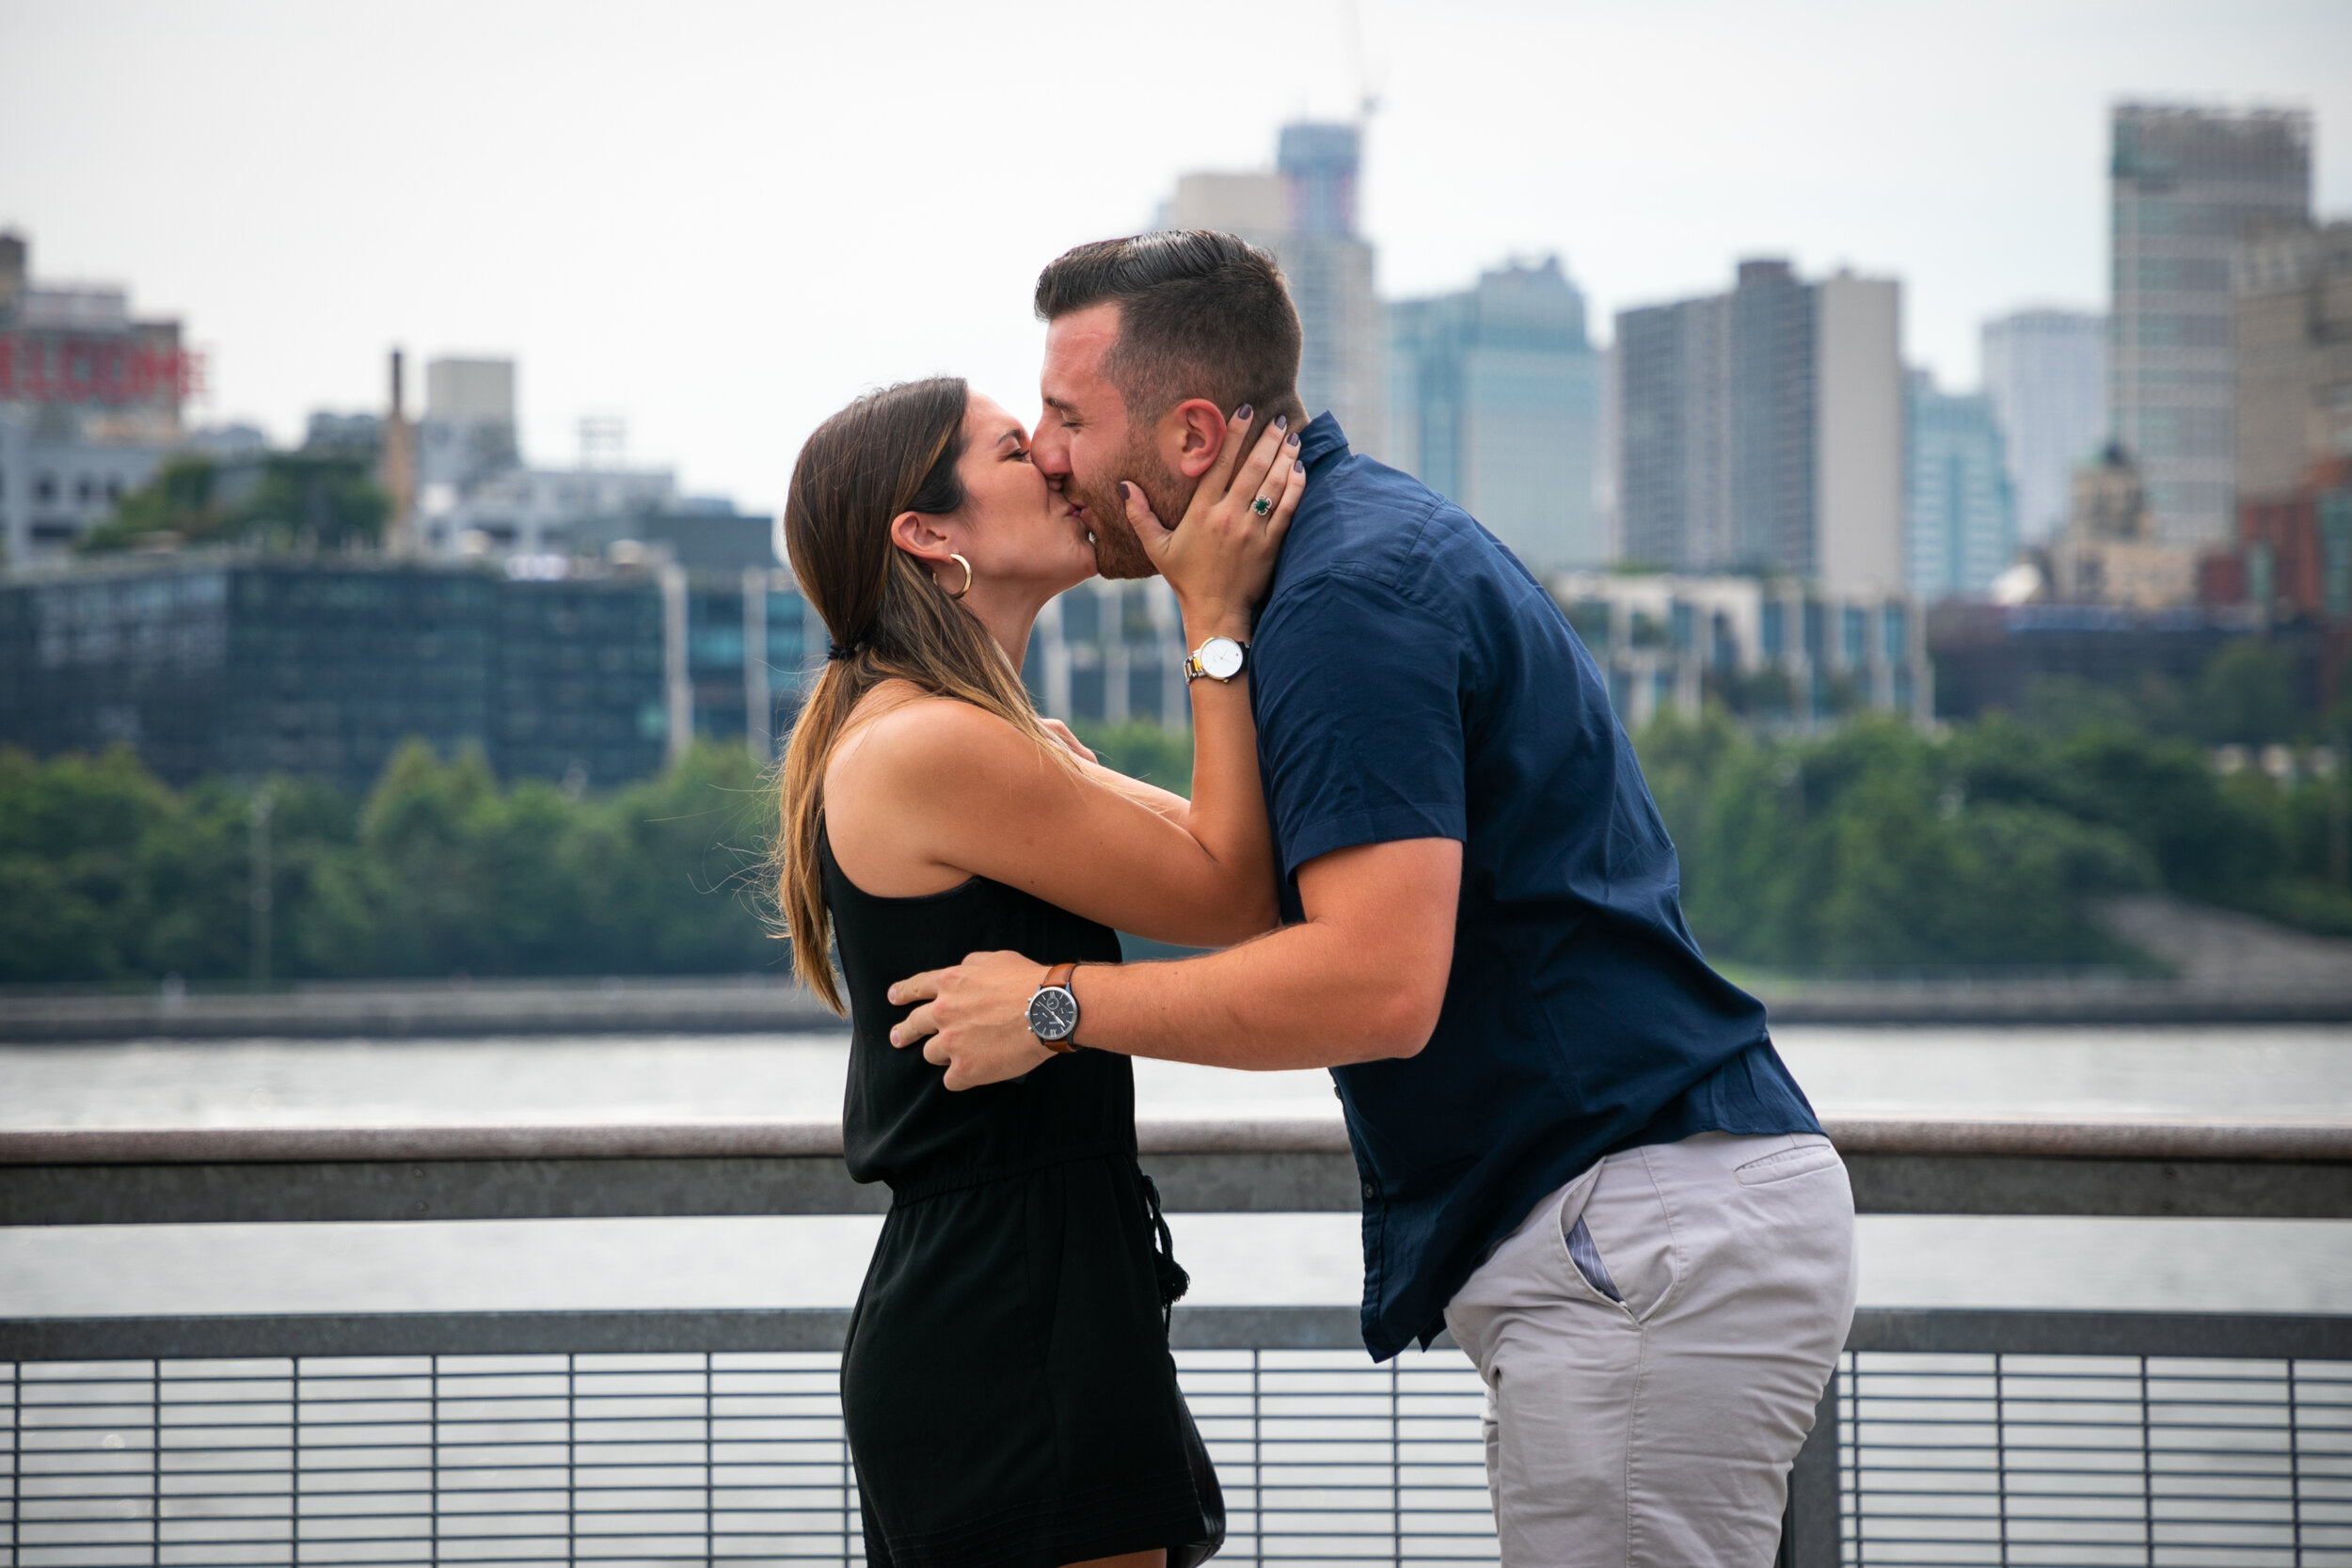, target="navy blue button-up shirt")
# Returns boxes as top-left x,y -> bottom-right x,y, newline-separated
1253,416 -> 1820,1360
